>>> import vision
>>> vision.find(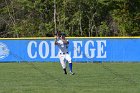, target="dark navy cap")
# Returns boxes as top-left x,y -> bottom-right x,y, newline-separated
61,32 -> 66,36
